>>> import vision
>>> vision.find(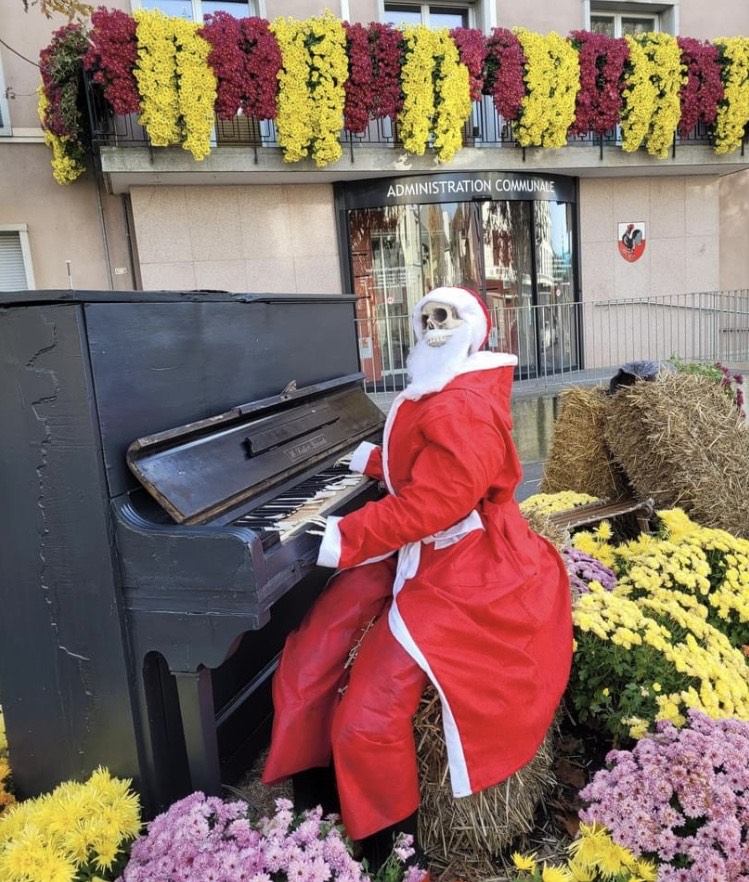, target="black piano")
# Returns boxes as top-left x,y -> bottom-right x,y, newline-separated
0,289 -> 384,815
